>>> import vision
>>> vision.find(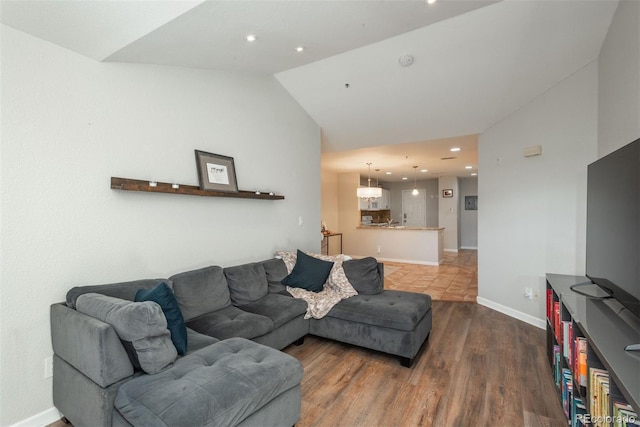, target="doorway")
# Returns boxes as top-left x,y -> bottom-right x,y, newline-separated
401,189 -> 426,227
